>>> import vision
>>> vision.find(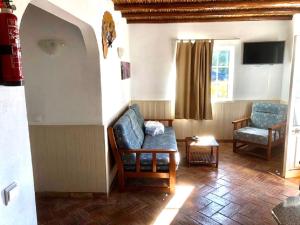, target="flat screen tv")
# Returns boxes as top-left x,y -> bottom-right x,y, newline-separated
243,41 -> 285,64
